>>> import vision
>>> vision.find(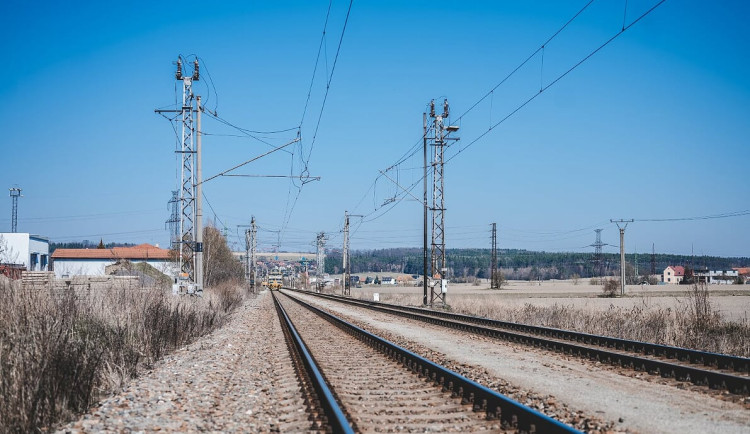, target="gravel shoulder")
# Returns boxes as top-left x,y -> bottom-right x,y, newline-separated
291,291 -> 750,434
57,290 -> 305,433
